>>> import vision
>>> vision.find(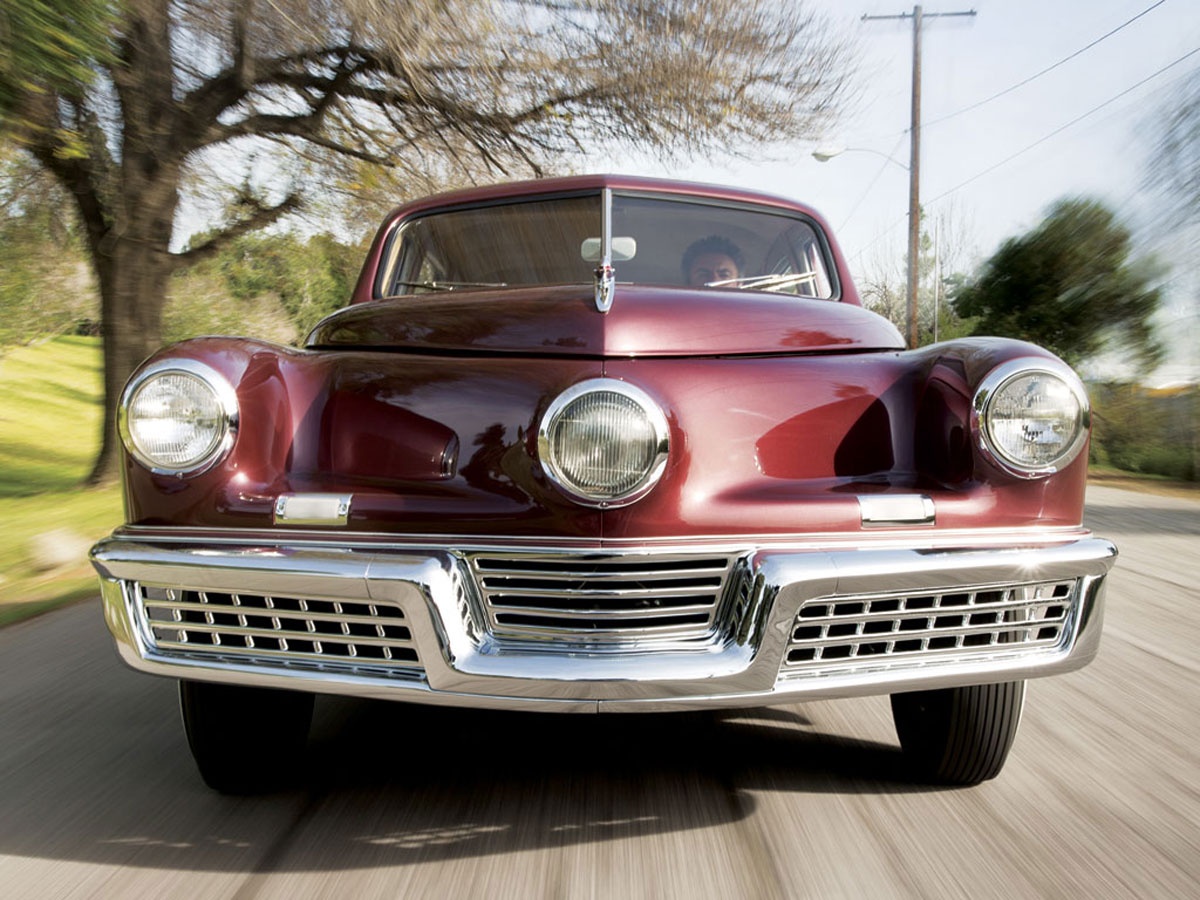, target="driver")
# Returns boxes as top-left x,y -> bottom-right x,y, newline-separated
682,235 -> 744,286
